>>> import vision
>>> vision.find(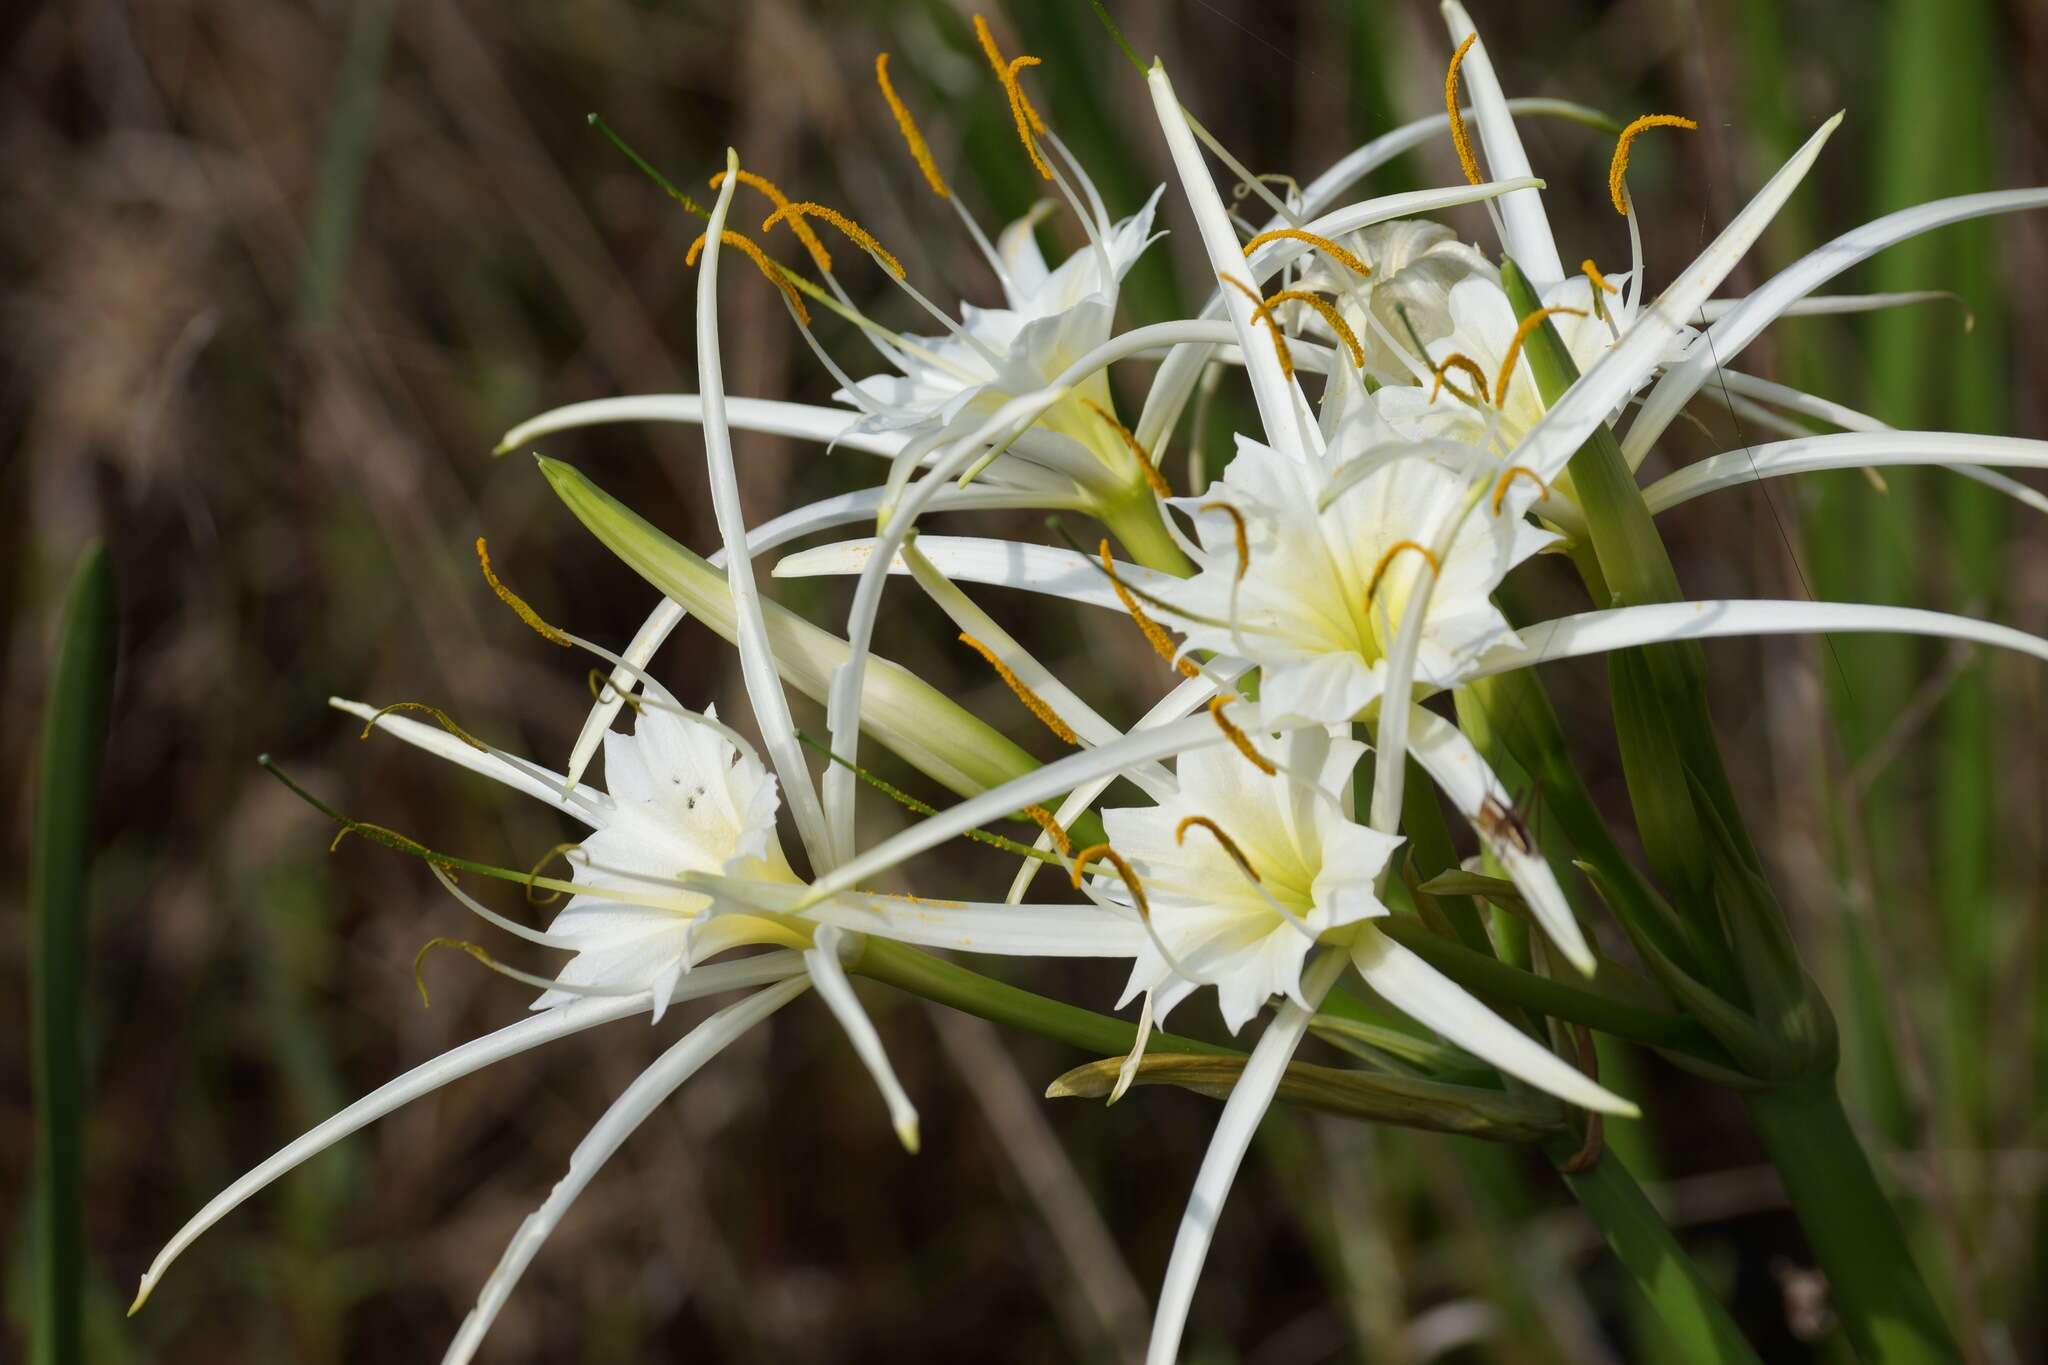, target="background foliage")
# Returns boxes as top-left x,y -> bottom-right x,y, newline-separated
4,0 -> 2045,1359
